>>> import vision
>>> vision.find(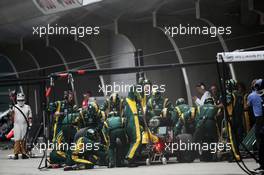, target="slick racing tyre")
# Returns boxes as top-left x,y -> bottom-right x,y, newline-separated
175,134 -> 195,163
